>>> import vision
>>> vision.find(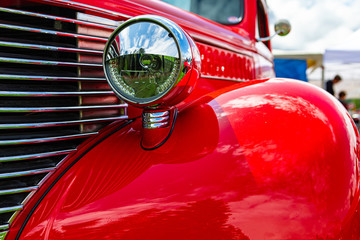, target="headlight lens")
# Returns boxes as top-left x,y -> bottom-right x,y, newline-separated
103,15 -> 200,107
